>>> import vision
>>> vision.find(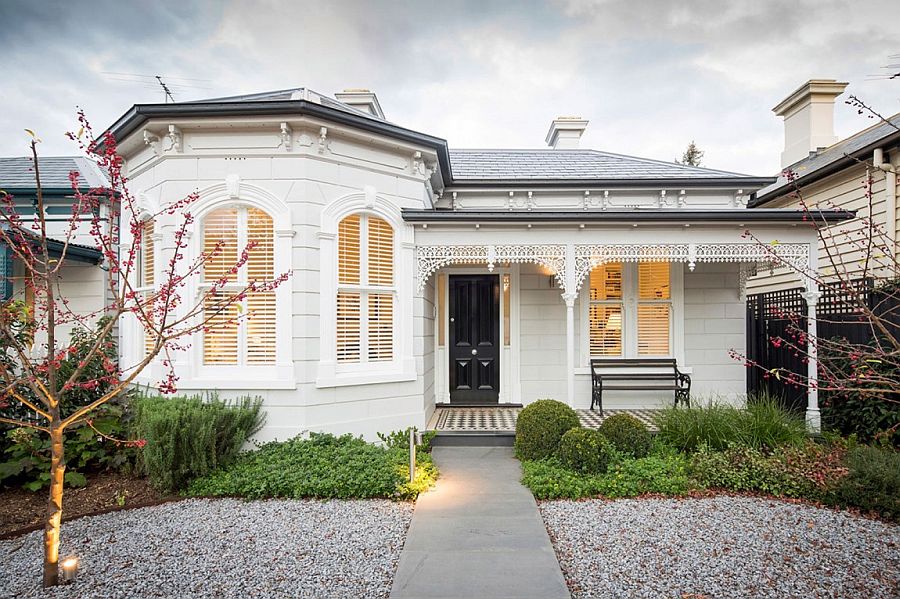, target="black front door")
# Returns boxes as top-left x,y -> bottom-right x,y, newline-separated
449,275 -> 500,403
